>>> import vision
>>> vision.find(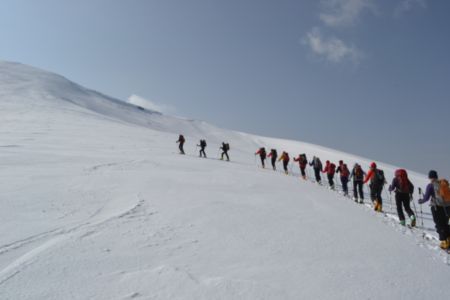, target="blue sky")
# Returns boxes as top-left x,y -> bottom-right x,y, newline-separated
1,0 -> 449,176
